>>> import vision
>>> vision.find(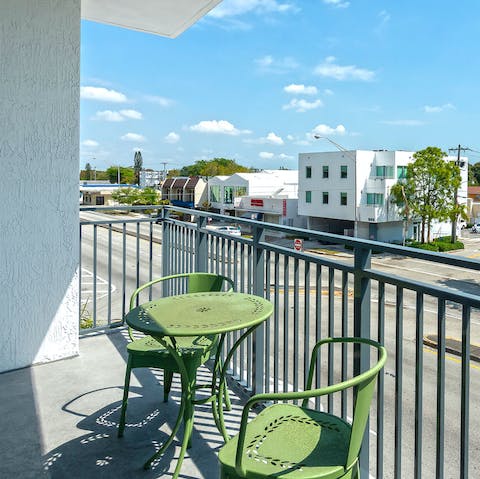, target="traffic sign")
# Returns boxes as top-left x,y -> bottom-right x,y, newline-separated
293,238 -> 303,252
